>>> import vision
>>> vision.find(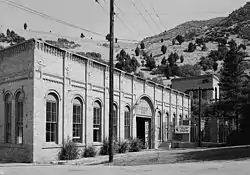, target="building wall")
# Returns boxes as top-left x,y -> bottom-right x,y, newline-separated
0,39 -> 191,163
0,40 -> 34,162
